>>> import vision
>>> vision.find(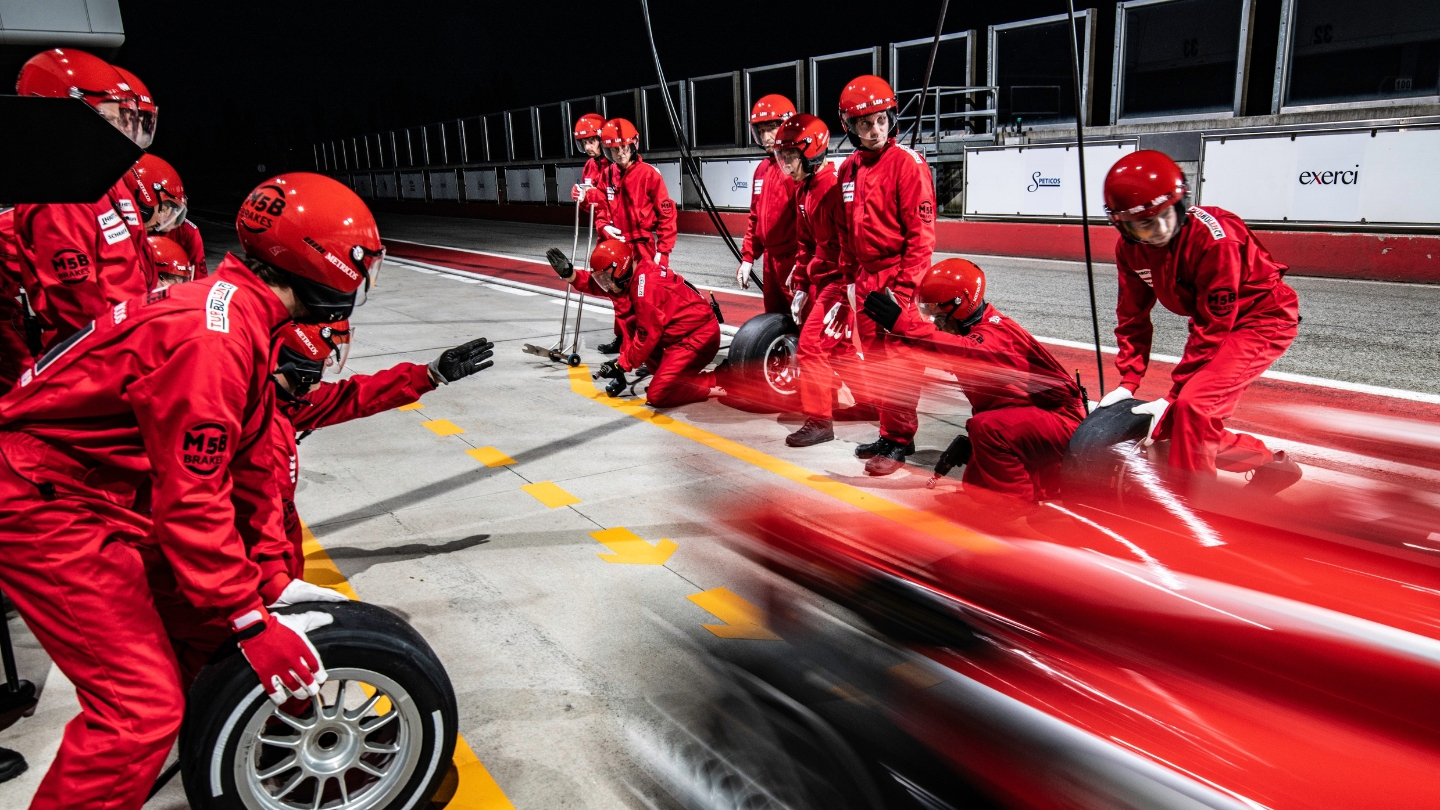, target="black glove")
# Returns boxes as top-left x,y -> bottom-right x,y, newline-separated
862,290 -> 902,332
595,360 -> 628,396
546,248 -> 575,279
429,337 -> 495,384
